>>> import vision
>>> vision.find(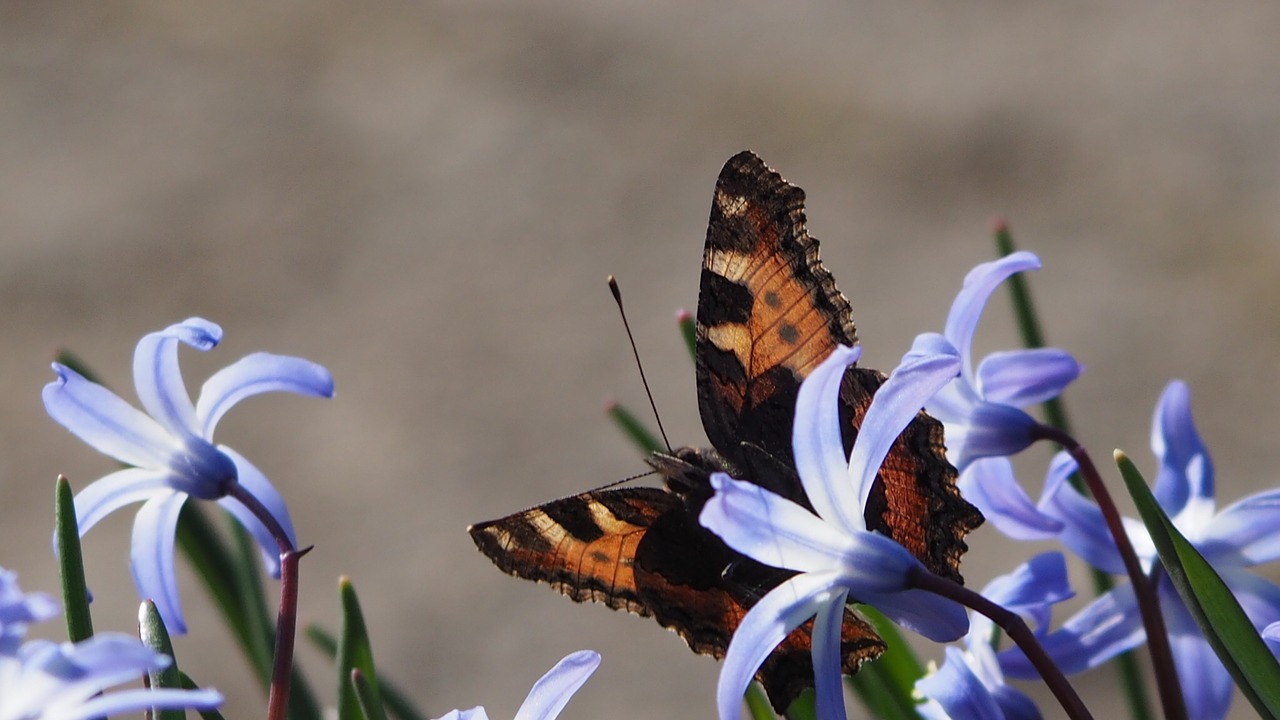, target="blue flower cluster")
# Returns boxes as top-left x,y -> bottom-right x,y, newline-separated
696,252 -> 1280,720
